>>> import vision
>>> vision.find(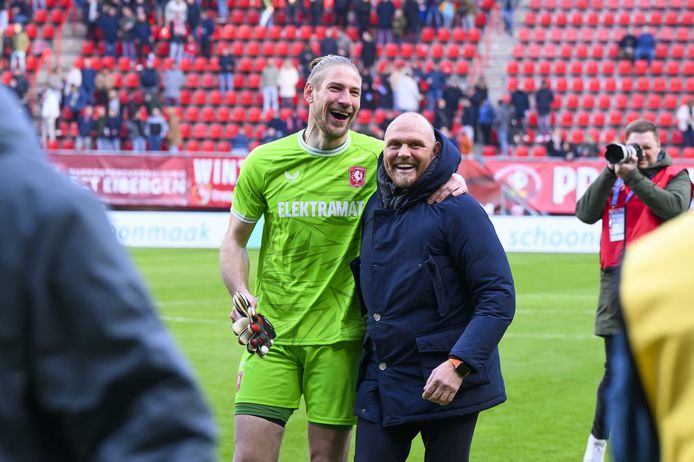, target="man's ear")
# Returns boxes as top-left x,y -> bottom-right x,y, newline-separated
433,141 -> 442,156
304,83 -> 314,104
